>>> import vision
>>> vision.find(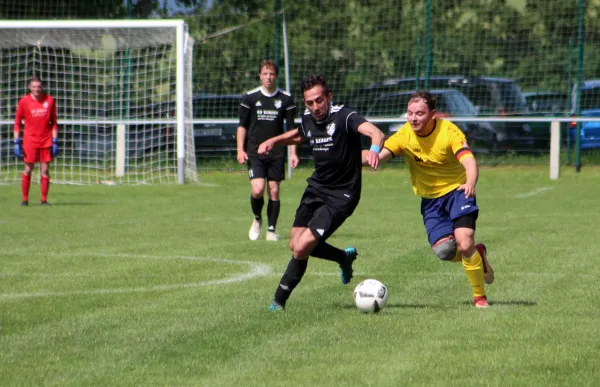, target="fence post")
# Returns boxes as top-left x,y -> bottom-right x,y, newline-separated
550,121 -> 560,180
